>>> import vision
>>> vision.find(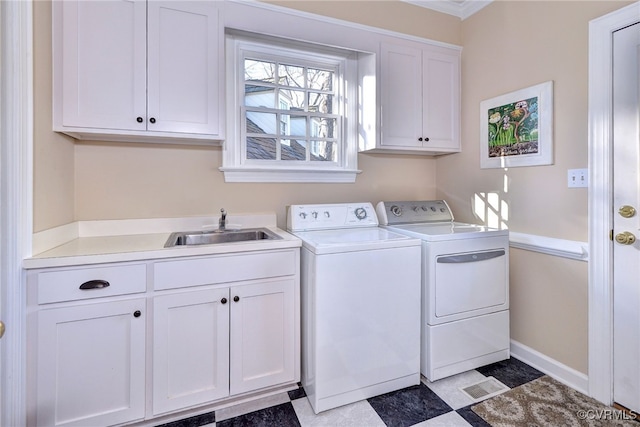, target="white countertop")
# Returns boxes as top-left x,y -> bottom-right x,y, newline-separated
24,214 -> 301,269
